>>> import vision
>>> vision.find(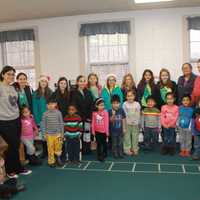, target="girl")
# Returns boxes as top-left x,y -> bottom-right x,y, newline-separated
121,73 -> 137,102
32,75 -> 52,157
32,75 -> 52,126
70,75 -> 93,154
13,72 -> 33,111
92,98 -> 109,162
191,59 -> 200,104
20,106 -> 41,165
0,66 -> 31,178
177,63 -> 196,105
137,69 -> 161,109
157,69 -> 177,106
161,92 -> 179,155
87,73 -> 102,101
123,90 -> 141,155
101,74 -> 123,110
51,77 -> 69,118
